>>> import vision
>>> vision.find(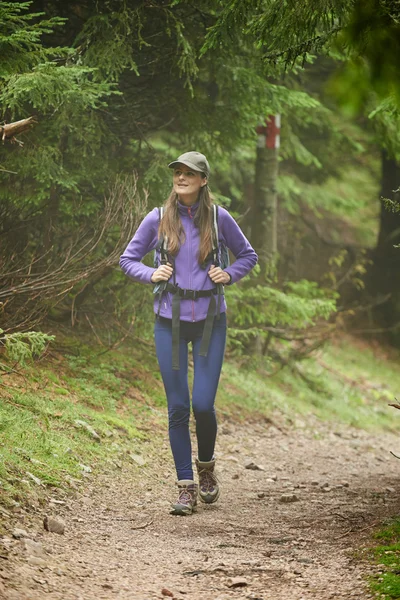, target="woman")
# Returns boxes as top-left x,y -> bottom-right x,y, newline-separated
119,151 -> 257,515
